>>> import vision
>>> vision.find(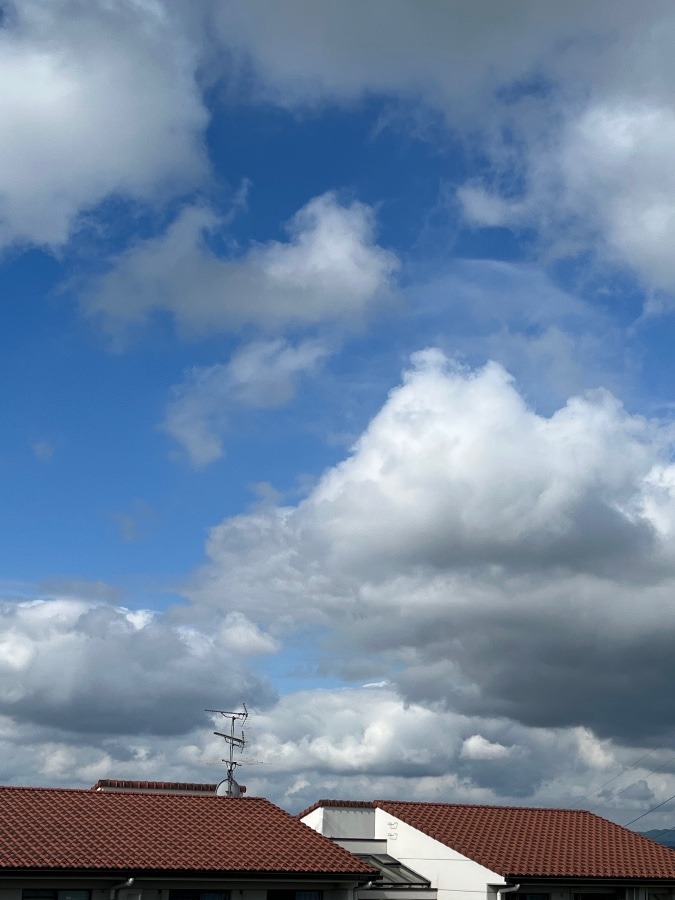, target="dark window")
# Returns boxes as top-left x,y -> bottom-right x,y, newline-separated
23,891 -> 90,900
169,892 -> 229,900
574,894 -> 619,900
268,891 -> 323,900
